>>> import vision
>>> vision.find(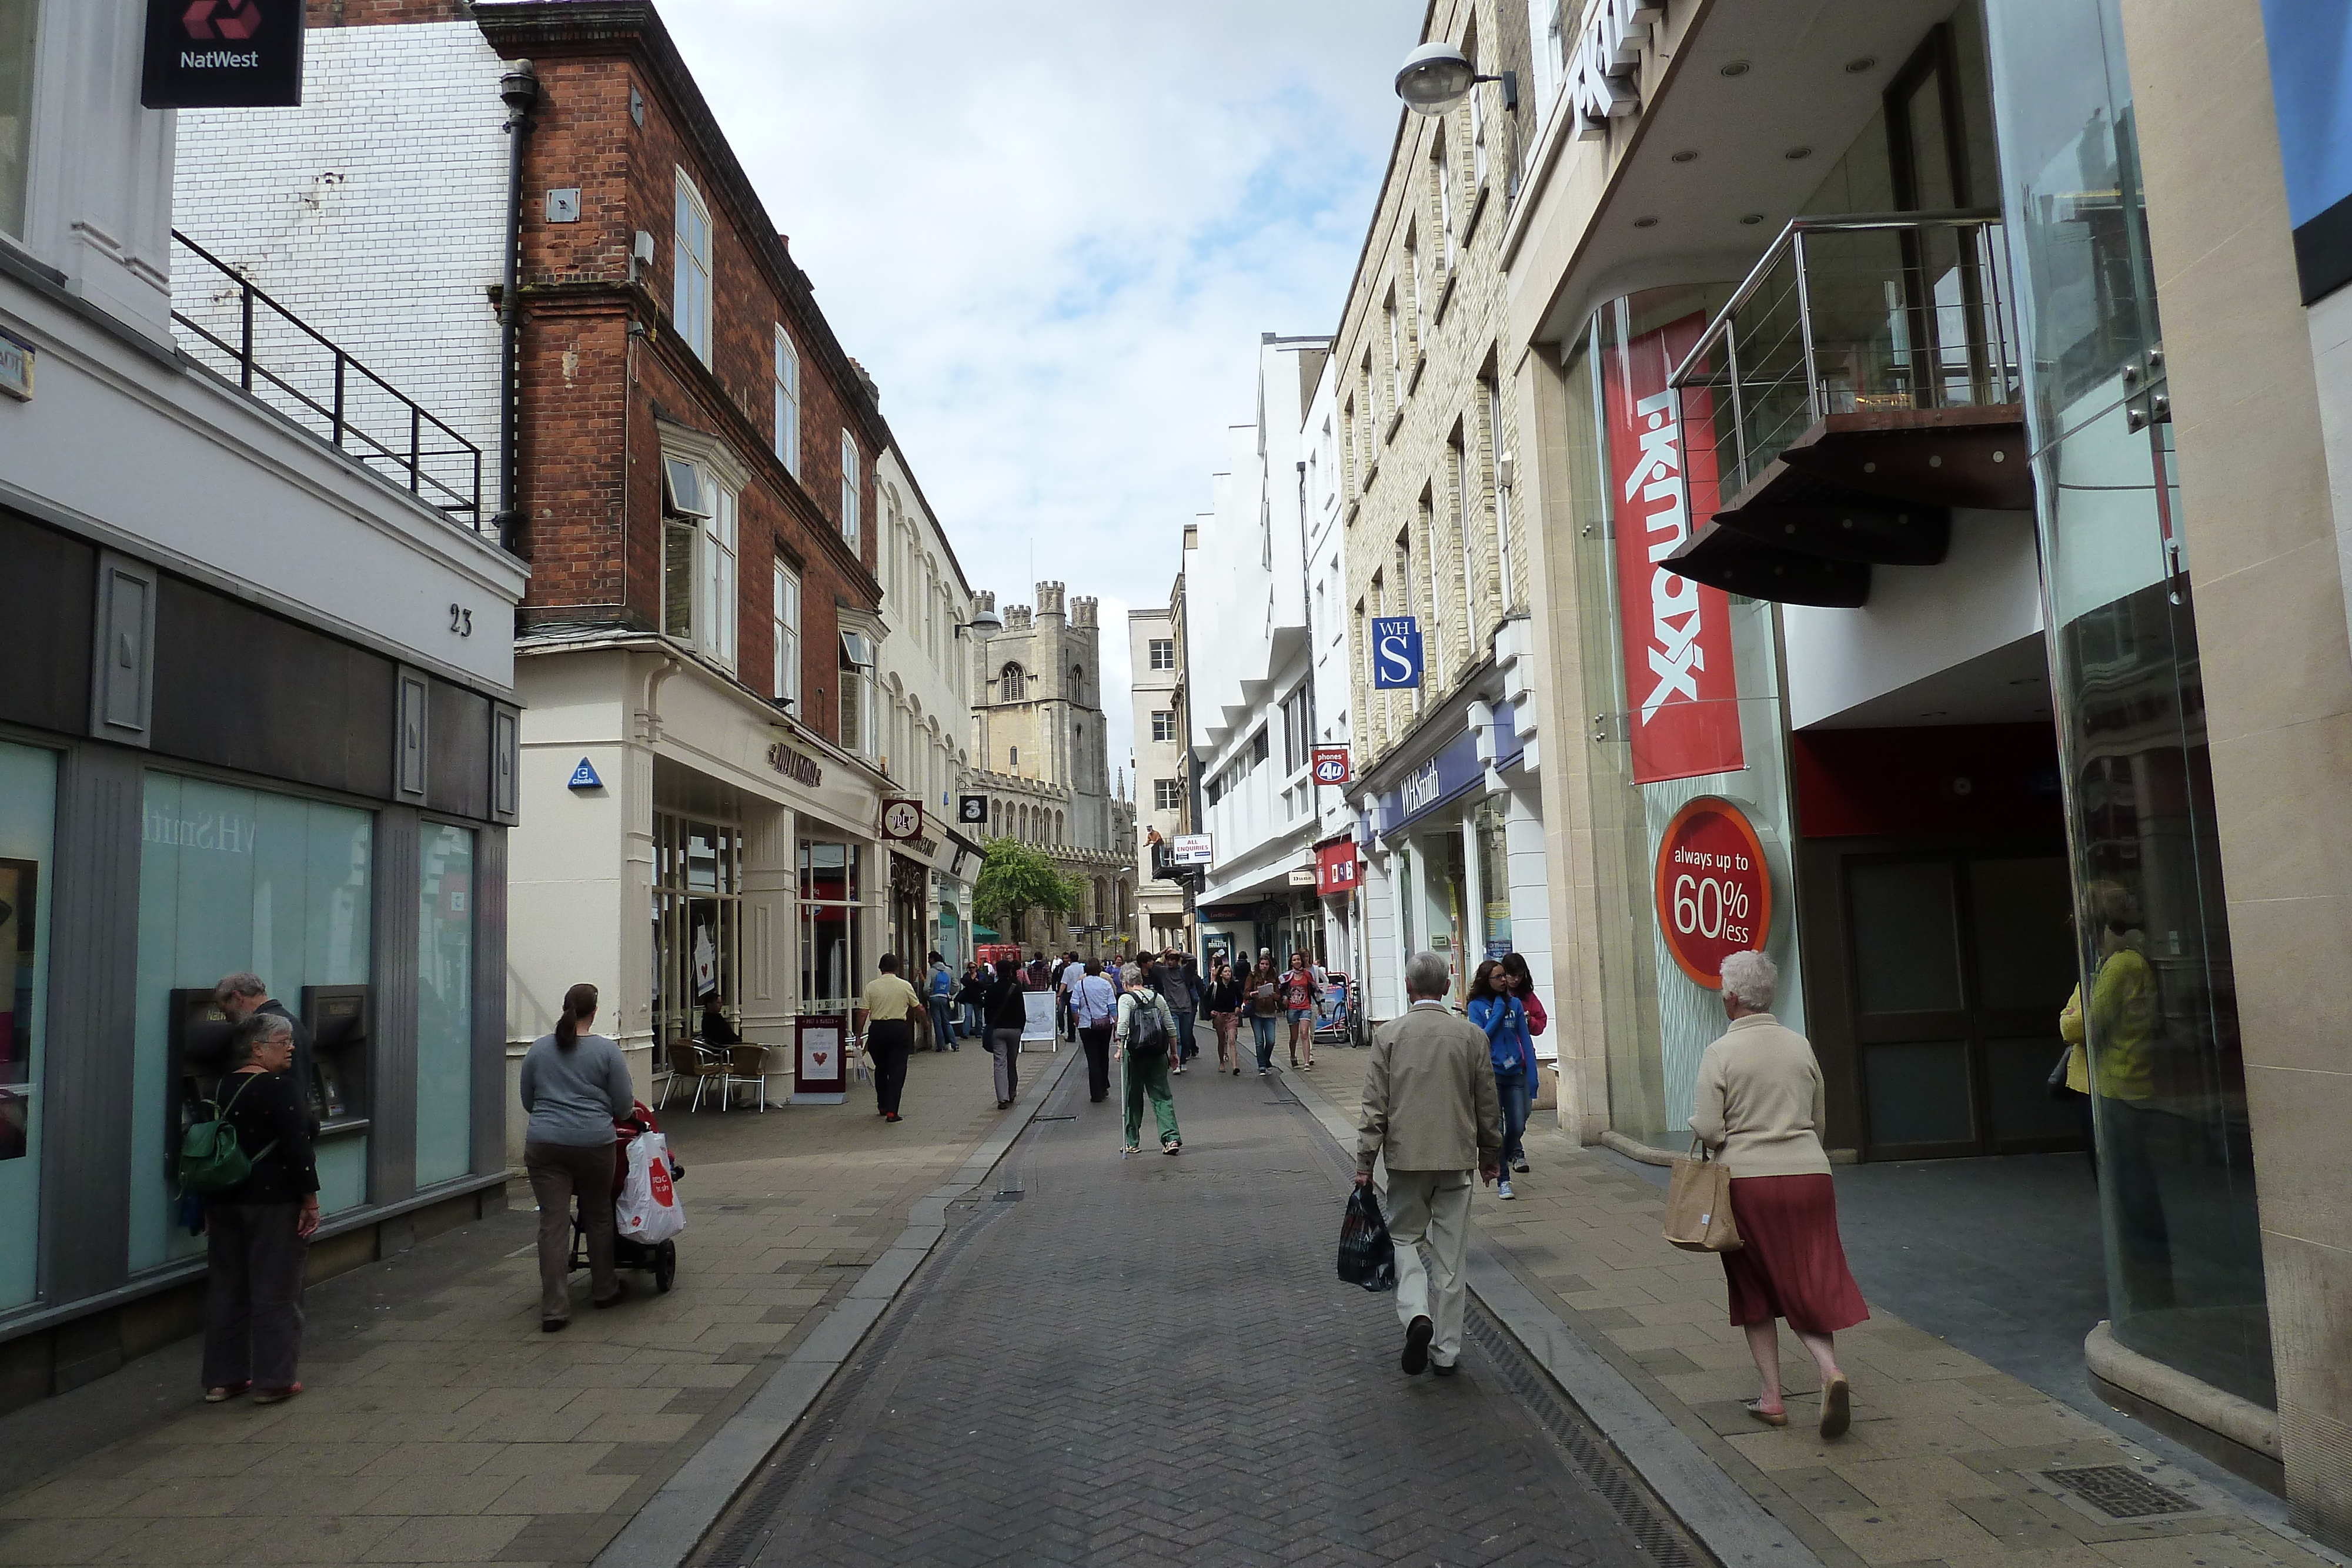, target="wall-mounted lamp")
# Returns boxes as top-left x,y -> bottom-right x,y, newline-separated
954,607 -> 1004,638
1395,41 -> 1518,116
